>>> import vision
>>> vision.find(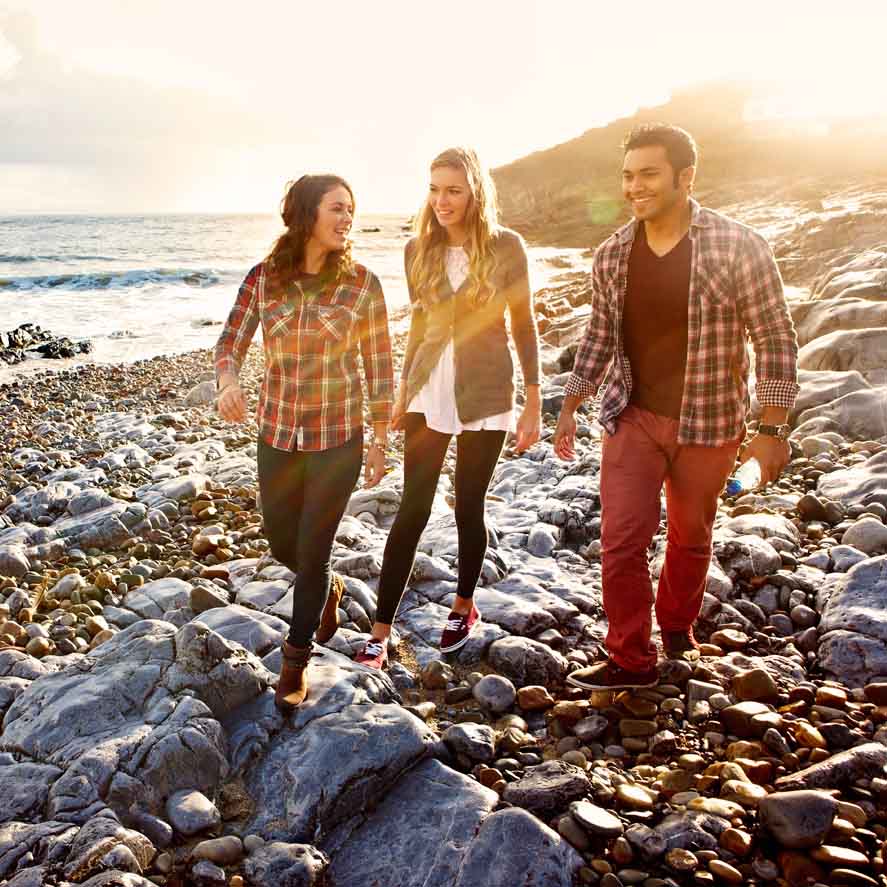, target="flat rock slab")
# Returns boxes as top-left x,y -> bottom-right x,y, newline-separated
818,450 -> 887,509
819,556 -> 887,643
198,604 -> 288,656
123,577 -> 192,620
454,807 -> 582,887
243,703 -> 437,842
326,758 -> 498,887
236,579 -> 290,610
